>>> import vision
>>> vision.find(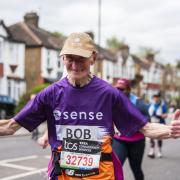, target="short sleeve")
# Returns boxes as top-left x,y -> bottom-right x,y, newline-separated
14,89 -> 48,132
112,90 -> 148,137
